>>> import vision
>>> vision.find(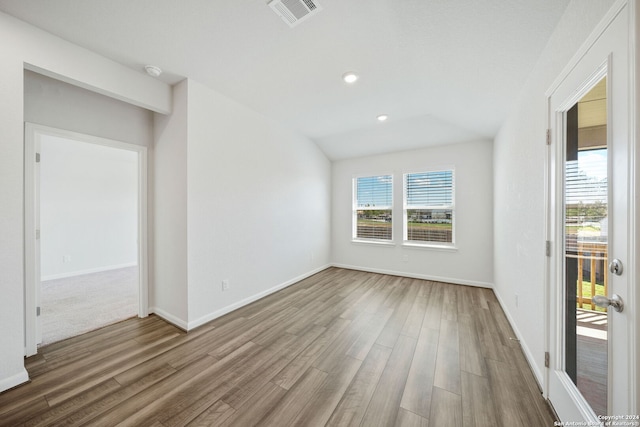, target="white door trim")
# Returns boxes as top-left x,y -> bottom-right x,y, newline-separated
24,123 -> 149,357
